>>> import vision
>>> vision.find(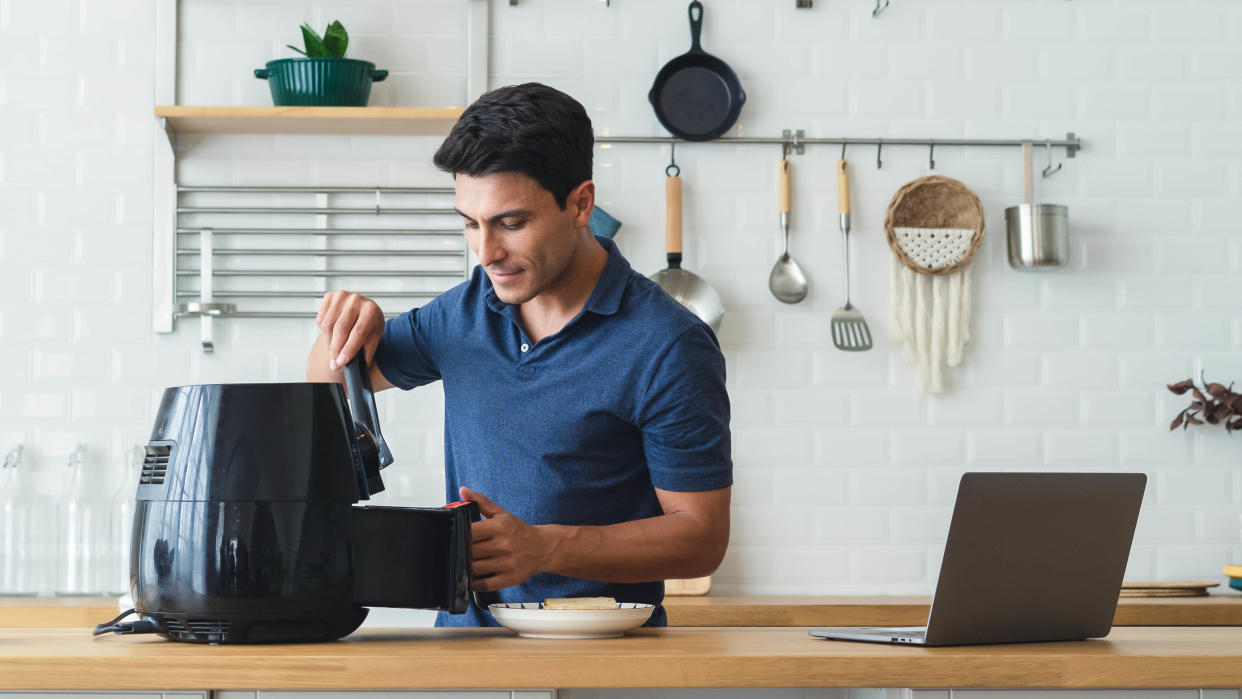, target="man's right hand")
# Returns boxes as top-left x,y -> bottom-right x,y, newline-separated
306,291 -> 392,387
